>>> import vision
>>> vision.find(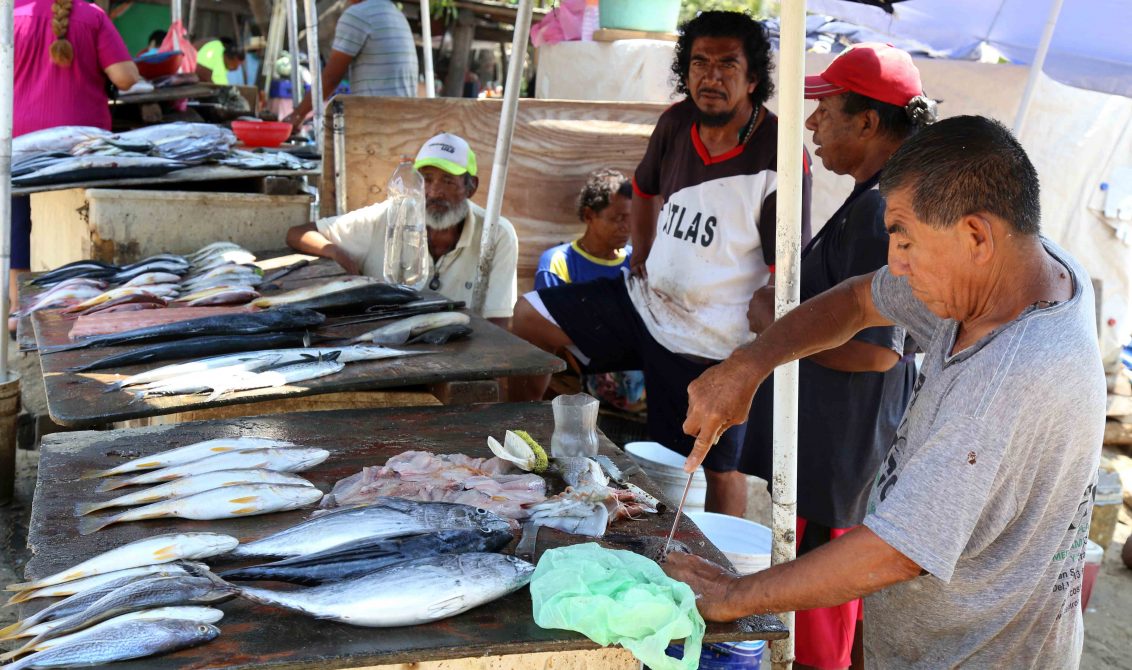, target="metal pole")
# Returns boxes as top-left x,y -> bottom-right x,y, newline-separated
0,0 -> 12,380
471,0 -> 532,315
187,0 -> 198,35
286,0 -> 302,107
302,0 -> 323,152
170,0 -> 182,52
263,0 -> 287,104
332,99 -> 348,215
1013,0 -> 1064,136
419,0 -> 435,97
771,1 -> 806,669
